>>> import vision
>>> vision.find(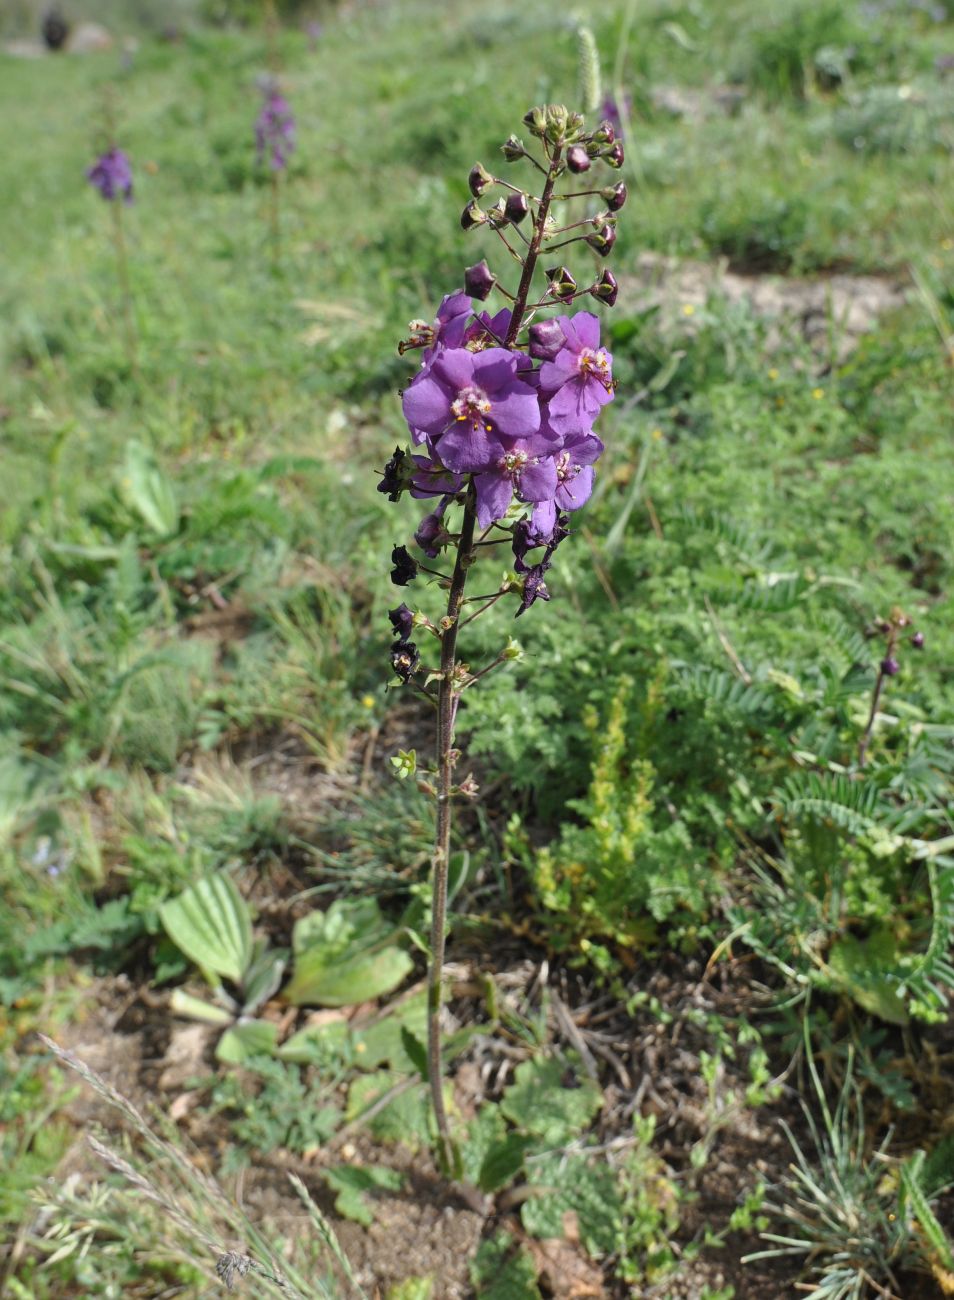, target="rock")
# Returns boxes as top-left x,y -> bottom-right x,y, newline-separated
66,22 -> 114,54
